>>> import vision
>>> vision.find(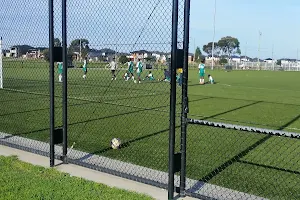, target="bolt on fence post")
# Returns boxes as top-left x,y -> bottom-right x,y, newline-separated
49,0 -> 55,167
180,0 -> 191,197
169,0 -> 179,199
62,0 -> 68,163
